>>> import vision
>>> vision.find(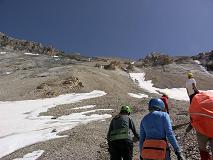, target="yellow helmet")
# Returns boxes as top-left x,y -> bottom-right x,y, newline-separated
187,72 -> 193,78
